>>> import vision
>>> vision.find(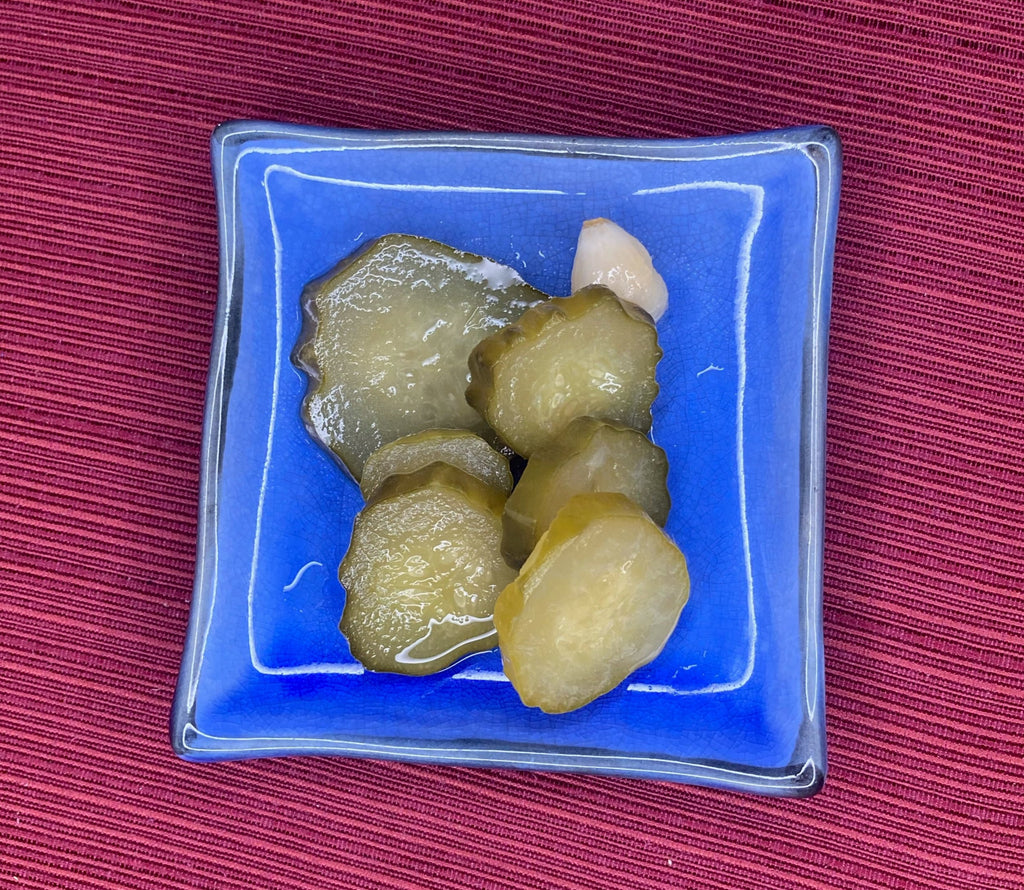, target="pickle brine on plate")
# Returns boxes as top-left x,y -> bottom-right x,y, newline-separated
339,462 -> 516,675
